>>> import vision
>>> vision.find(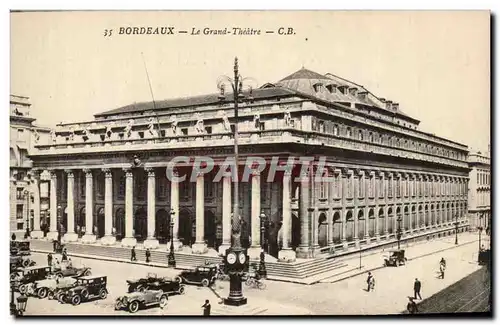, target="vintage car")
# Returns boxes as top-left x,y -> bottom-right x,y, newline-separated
10,255 -> 36,271
126,272 -> 164,293
145,278 -> 185,295
383,249 -> 408,267
33,275 -> 78,299
11,266 -> 52,294
58,275 -> 108,305
174,264 -> 217,287
52,265 -> 92,279
114,289 -> 168,313
10,240 -> 31,256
